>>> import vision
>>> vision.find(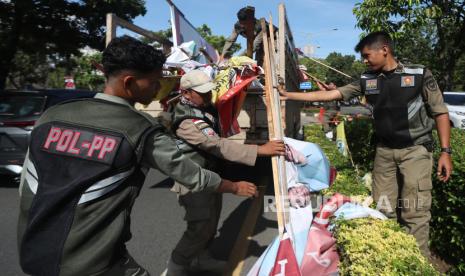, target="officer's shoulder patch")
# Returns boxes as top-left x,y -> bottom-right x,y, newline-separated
404,63 -> 425,69
403,67 -> 424,75
365,79 -> 378,90
401,75 -> 415,87
192,119 -> 210,131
